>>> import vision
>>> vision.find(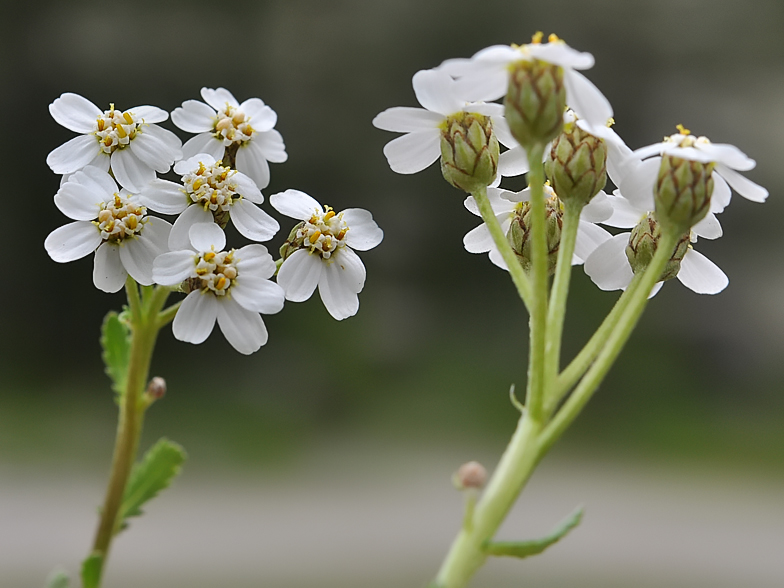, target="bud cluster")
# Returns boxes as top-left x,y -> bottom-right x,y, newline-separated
545,117 -> 607,206
654,153 -> 714,233
625,213 -> 690,281
507,189 -> 564,275
504,59 -> 565,149
440,112 -> 499,193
